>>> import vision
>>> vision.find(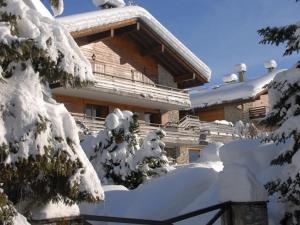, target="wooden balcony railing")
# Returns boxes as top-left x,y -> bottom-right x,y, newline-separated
179,115 -> 236,137
249,106 -> 267,119
73,113 -> 199,145
91,62 -> 191,108
73,113 -> 238,146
